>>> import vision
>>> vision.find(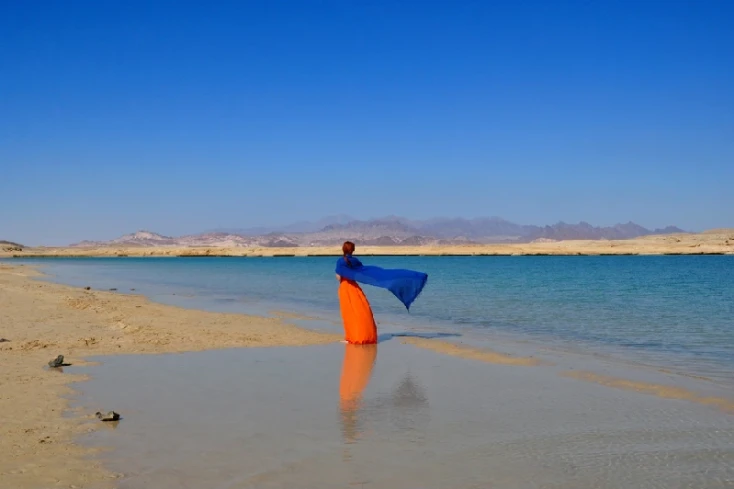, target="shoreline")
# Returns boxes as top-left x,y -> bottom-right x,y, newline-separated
3,230 -> 733,258
0,263 -> 340,489
1,262 -> 539,489
7,251 -> 734,258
